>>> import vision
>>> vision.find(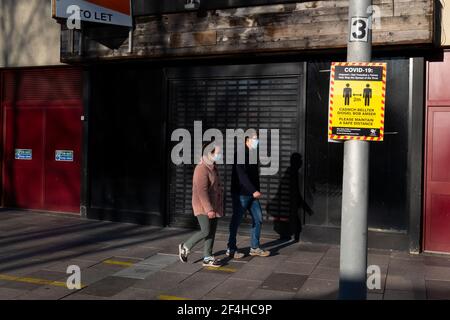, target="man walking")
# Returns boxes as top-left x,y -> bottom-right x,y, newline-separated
227,133 -> 270,259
